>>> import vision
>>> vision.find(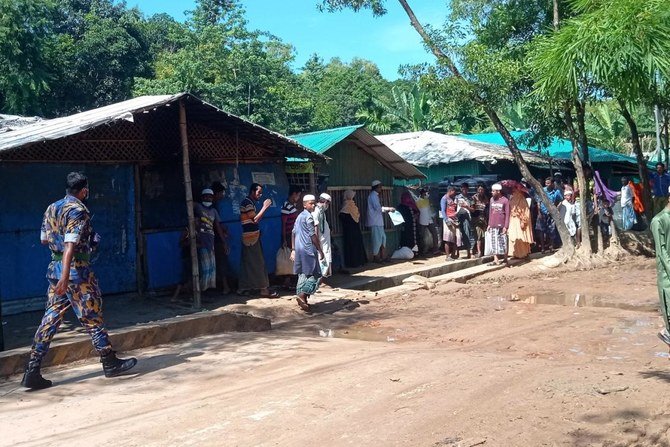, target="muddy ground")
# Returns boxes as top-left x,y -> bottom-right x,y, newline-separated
1,256 -> 669,446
